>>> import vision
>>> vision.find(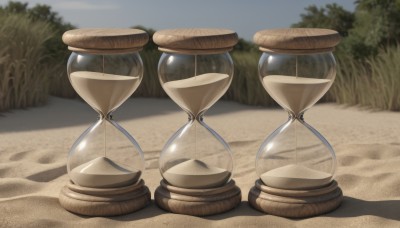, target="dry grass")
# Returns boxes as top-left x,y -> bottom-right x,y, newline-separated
227,51 -> 275,106
229,47 -> 400,111
331,46 -> 400,111
135,50 -> 276,106
1,14 -> 399,112
134,50 -> 165,98
0,14 -> 55,111
48,63 -> 75,98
